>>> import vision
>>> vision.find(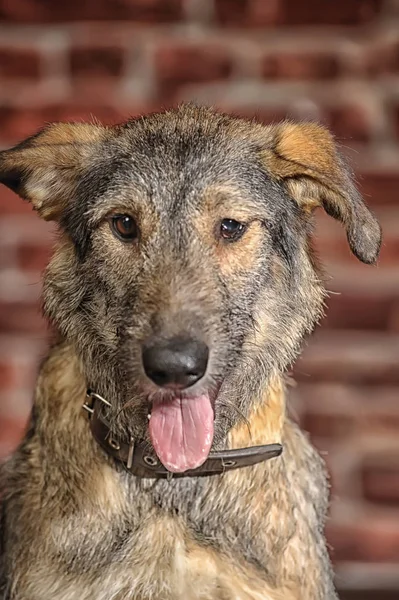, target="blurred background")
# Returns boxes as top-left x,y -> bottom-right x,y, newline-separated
0,0 -> 398,597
